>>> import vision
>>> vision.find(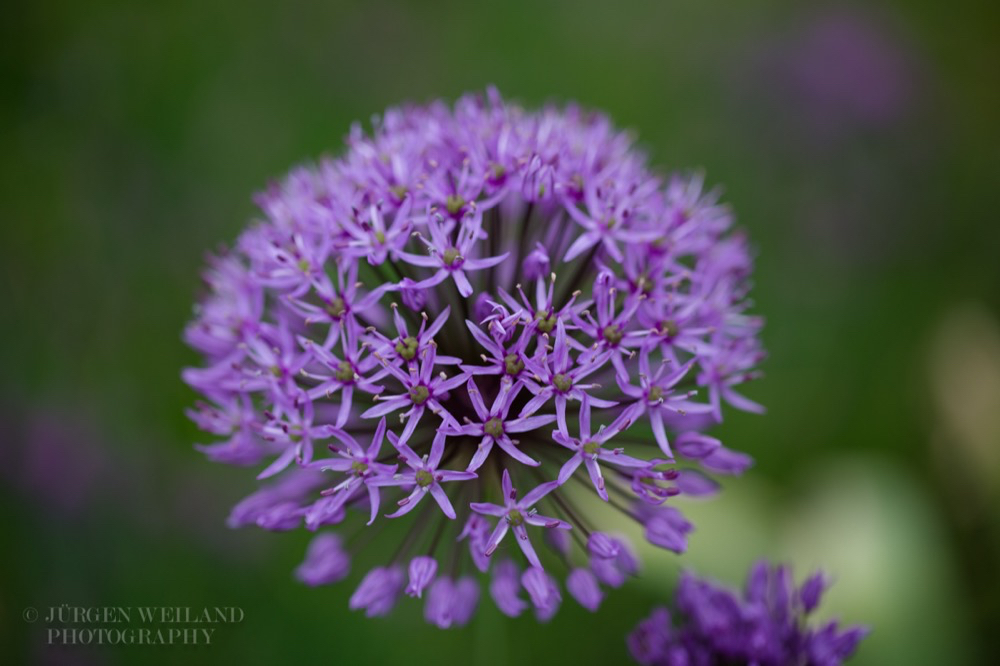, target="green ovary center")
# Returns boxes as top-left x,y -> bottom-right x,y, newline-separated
484,418 -> 504,438
326,297 -> 346,319
553,374 -> 573,393
507,509 -> 524,526
395,336 -> 419,361
351,461 -> 369,476
443,247 -> 461,267
335,360 -> 354,383
602,325 -> 623,345
535,311 -> 557,333
583,440 -> 601,455
415,469 -> 434,487
659,320 -> 679,338
445,195 -> 465,215
504,353 -> 524,376
648,386 -> 664,403
410,385 -> 430,405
